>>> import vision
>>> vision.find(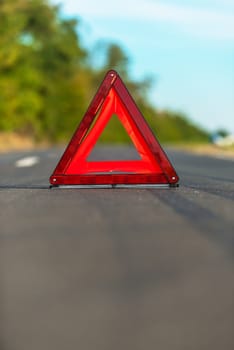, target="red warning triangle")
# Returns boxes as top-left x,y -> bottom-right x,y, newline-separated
50,70 -> 179,187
